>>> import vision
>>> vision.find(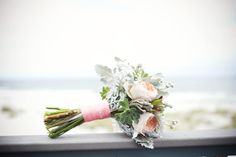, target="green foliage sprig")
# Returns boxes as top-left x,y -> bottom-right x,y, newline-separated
100,86 -> 110,100
114,98 -> 142,126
